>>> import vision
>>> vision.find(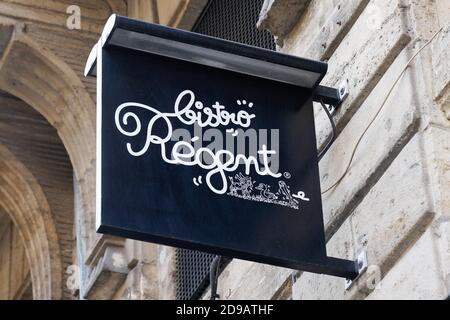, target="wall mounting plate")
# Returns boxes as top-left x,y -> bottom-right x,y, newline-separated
345,251 -> 368,290
314,79 -> 349,114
